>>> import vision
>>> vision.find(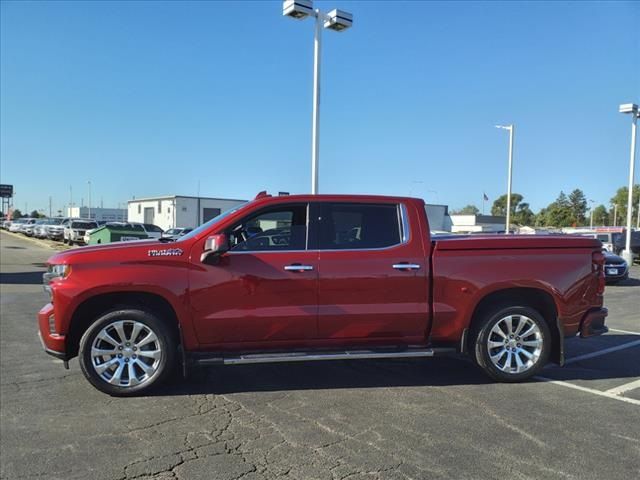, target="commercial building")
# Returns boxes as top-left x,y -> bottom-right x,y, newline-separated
66,206 -> 127,222
127,195 -> 246,231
